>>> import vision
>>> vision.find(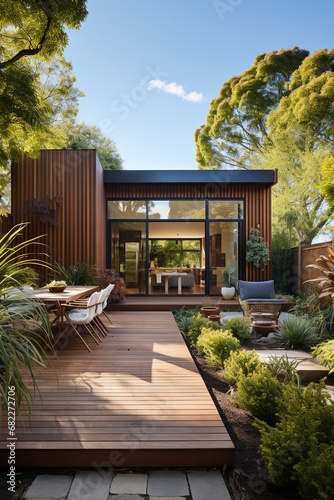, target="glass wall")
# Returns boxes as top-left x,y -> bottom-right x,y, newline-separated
209,221 -> 242,295
209,200 -> 244,219
111,221 -> 146,294
108,201 -> 146,219
148,200 -> 205,219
